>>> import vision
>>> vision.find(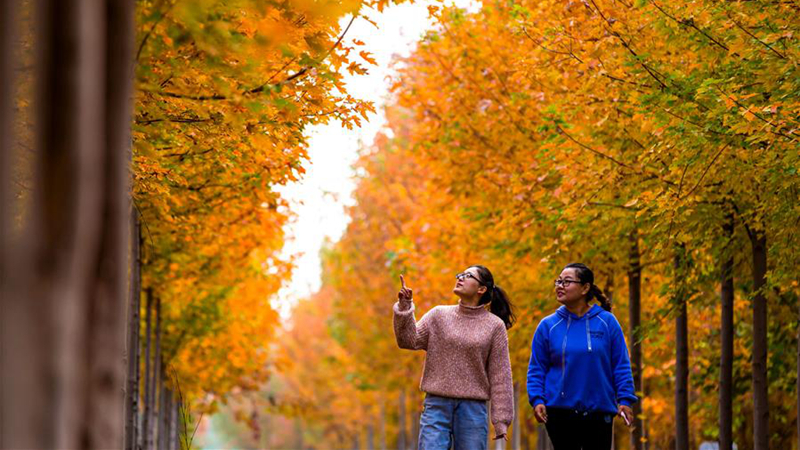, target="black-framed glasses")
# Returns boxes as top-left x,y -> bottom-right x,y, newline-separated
554,278 -> 583,288
456,272 -> 482,284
